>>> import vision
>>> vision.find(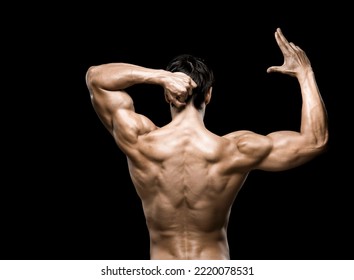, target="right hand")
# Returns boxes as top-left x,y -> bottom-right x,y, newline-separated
163,71 -> 197,108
